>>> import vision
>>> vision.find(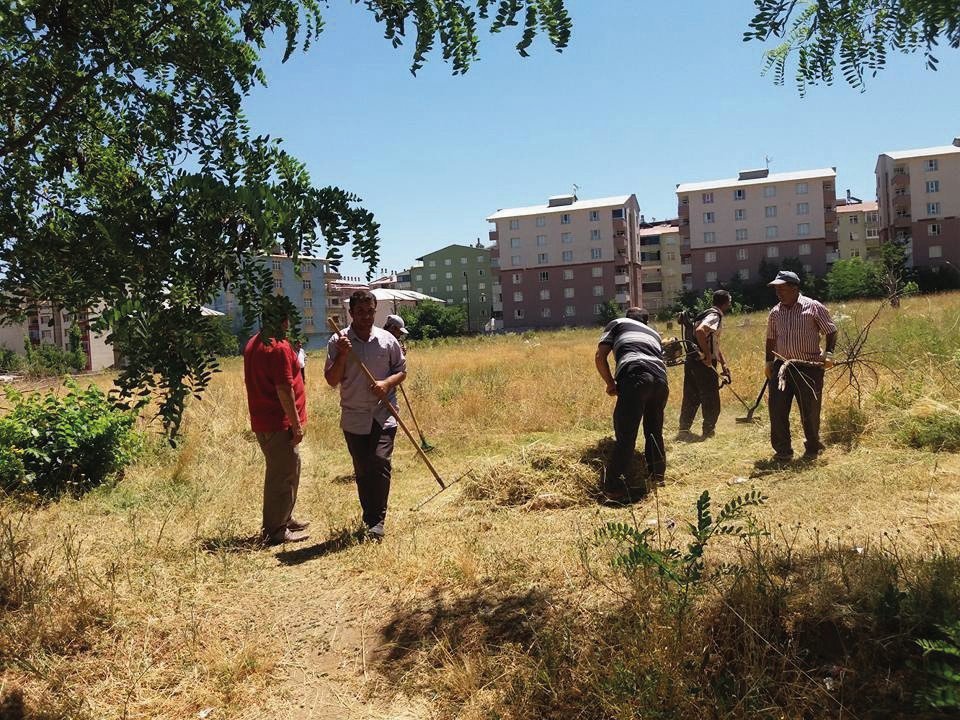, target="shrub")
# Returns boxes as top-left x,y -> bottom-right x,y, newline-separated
824,402 -> 869,449
896,408 -> 960,452
0,347 -> 22,372
22,340 -> 87,377
0,381 -> 140,497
